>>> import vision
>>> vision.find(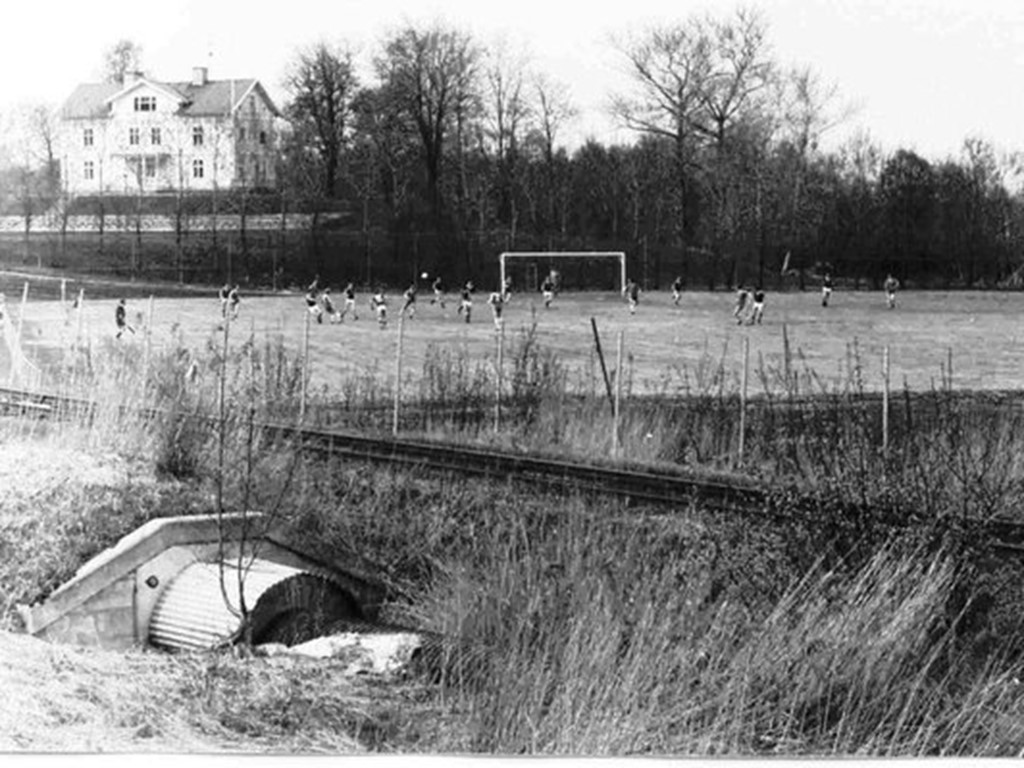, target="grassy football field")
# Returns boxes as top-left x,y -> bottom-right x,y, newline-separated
10,288 -> 1024,396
